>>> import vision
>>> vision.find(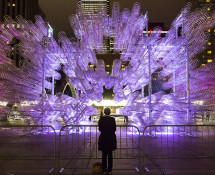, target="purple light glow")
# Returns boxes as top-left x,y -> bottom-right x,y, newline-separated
0,3 -> 215,129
